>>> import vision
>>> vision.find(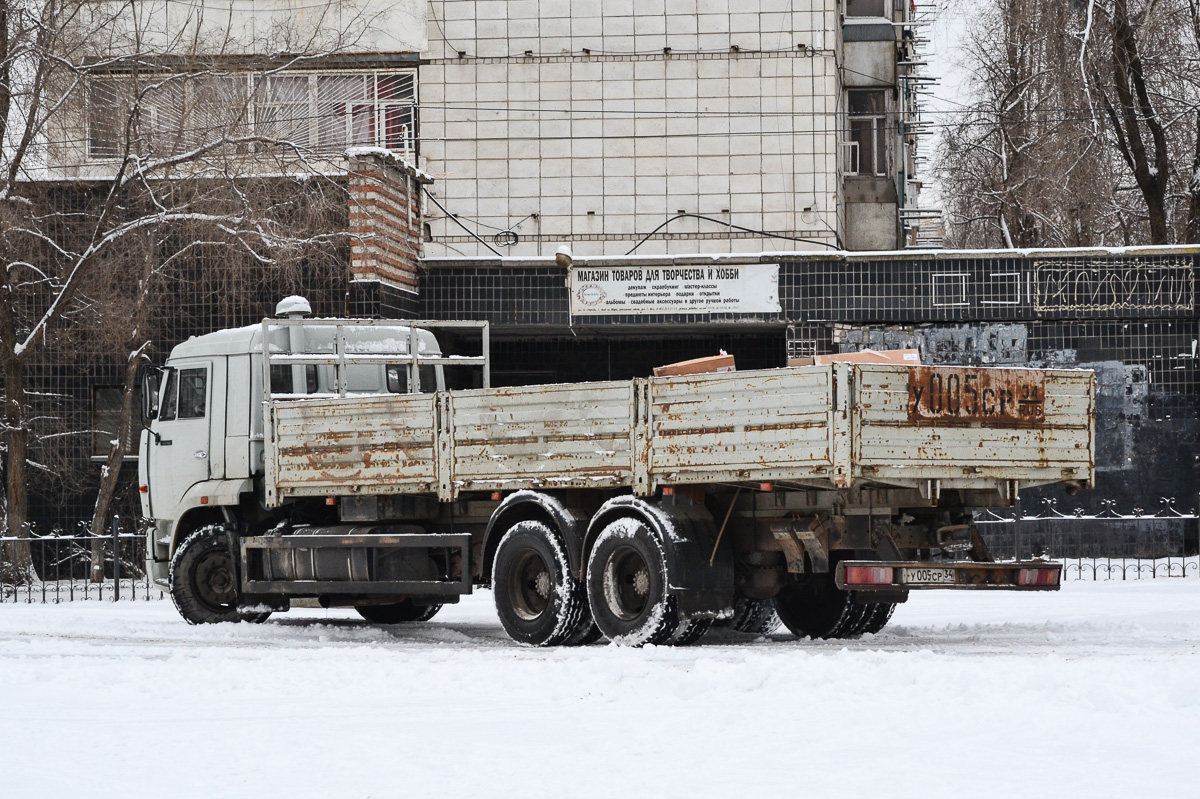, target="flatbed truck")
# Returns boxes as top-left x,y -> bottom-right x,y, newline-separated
140,298 -> 1094,645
